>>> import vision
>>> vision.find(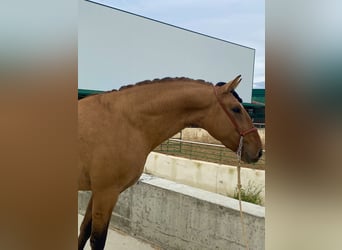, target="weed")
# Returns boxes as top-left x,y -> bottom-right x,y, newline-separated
233,181 -> 263,205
